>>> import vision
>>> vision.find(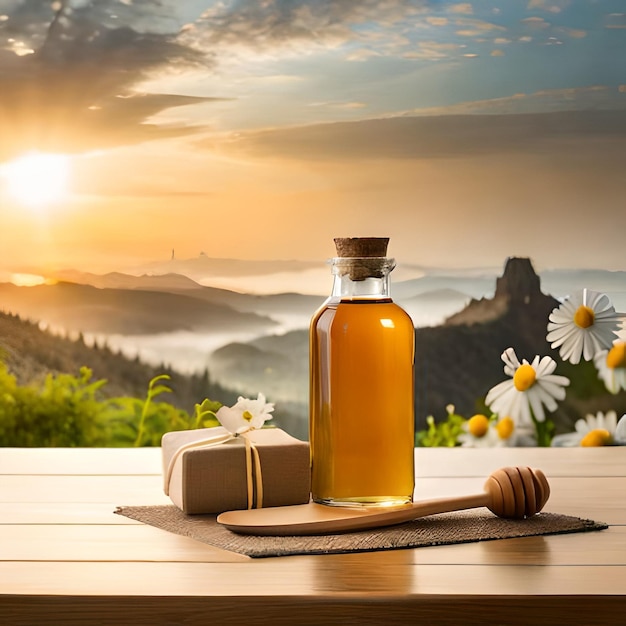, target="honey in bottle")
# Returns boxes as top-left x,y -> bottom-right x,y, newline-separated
309,237 -> 415,506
